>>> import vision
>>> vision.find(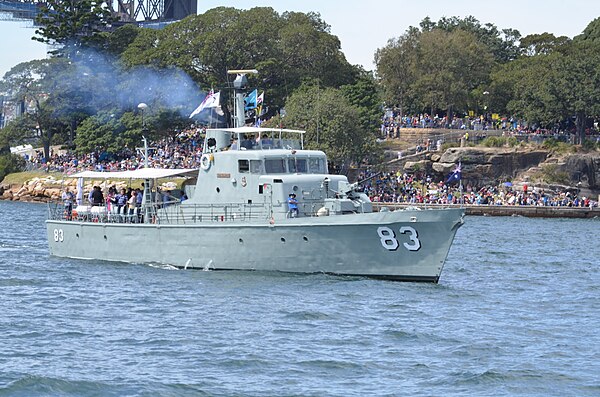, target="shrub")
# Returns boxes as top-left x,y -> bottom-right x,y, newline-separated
0,153 -> 26,183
